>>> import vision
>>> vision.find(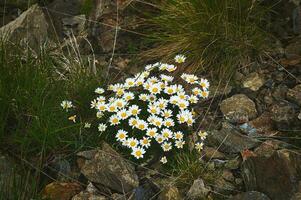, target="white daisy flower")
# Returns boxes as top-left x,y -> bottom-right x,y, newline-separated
192,87 -> 202,96
116,129 -> 128,141
145,64 -> 156,71
114,99 -> 127,109
107,103 -> 117,113
181,73 -> 198,84
161,109 -> 173,118
164,118 -> 175,127
174,131 -> 184,140
166,64 -> 177,72
125,78 -> 136,88
199,78 -> 210,89
98,123 -> 107,132
161,142 -> 172,151
162,128 -> 173,139
169,95 -> 180,105
148,94 -> 157,102
164,85 -> 177,95
160,74 -> 174,82
127,138 -> 139,148
195,142 -> 204,151
177,113 -> 188,124
95,87 -> 105,94
200,90 -> 209,98
96,111 -> 104,119
155,134 -> 165,144
68,115 -> 76,123
123,92 -> 135,101
139,93 -> 148,101
128,105 -> 141,116
198,131 -> 208,140
174,54 -> 186,63
109,115 -> 120,125
61,100 -> 73,111
177,91 -> 187,100
189,95 -> 199,104
149,83 -> 162,94
96,102 -> 106,112
129,117 -> 139,127
131,147 -> 145,159
147,104 -> 160,115
90,99 -> 97,109
155,98 -> 168,110
146,127 -> 158,138
159,63 -> 169,71
136,120 -> 148,130
152,116 -> 163,128
160,156 -> 167,164
148,76 -> 159,84
84,122 -> 91,128
175,140 -> 185,149
140,137 -> 151,148
117,109 -> 129,120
